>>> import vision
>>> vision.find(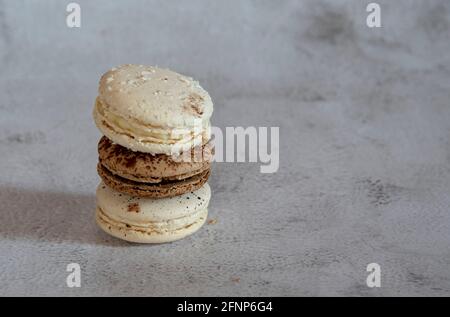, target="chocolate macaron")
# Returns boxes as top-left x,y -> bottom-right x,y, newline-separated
97,136 -> 213,198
